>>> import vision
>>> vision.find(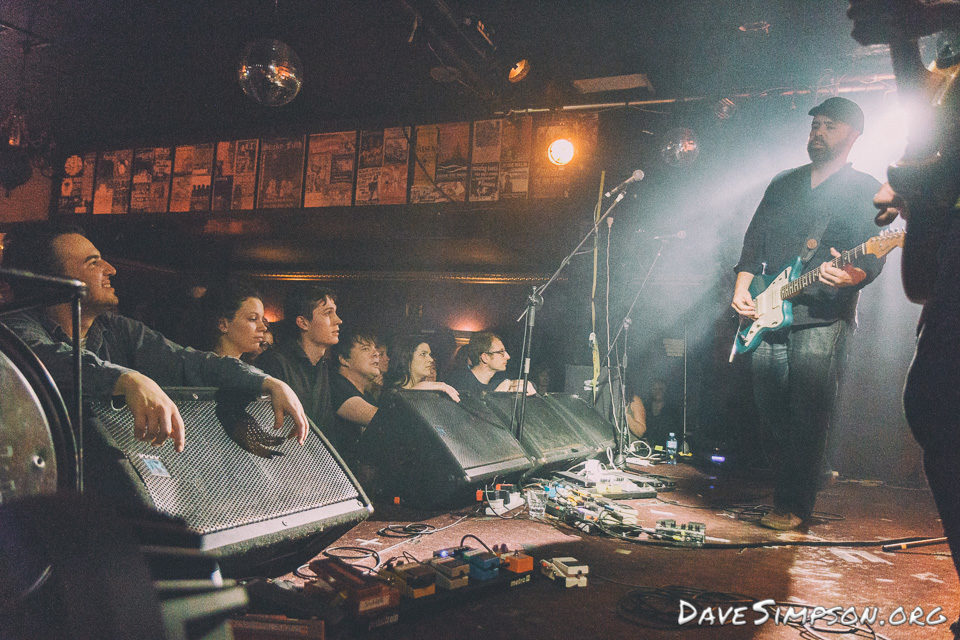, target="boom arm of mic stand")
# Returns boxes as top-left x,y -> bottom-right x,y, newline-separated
512,193 -> 627,442
516,192 -> 626,323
